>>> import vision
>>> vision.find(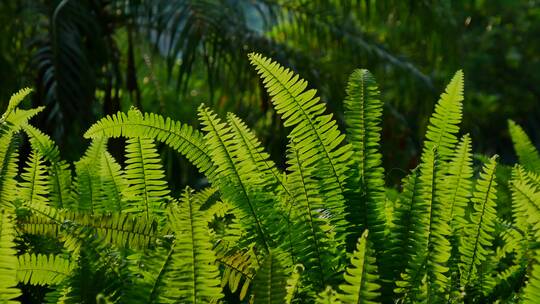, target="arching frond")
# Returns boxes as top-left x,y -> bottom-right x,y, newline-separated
249,53 -> 352,241
0,87 -> 32,124
124,137 -> 170,218
84,108 -> 216,178
423,70 -> 464,161
0,209 -> 21,303
17,253 -> 75,286
338,230 -> 381,304
214,243 -> 256,301
459,156 -> 498,288
252,250 -> 288,304
508,120 -> 540,174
